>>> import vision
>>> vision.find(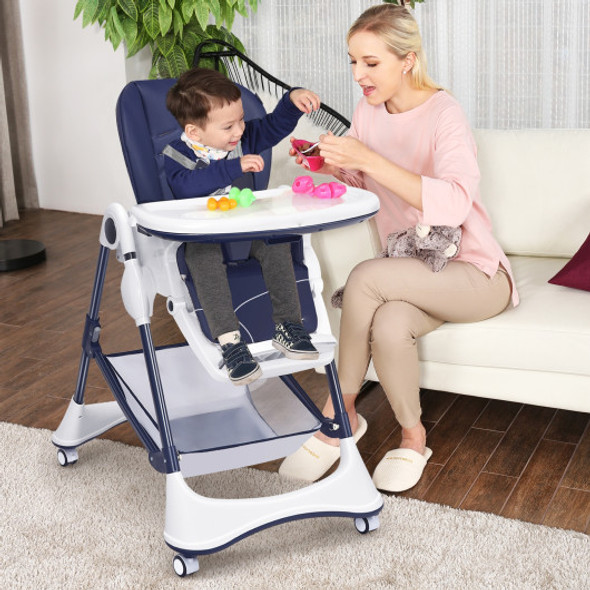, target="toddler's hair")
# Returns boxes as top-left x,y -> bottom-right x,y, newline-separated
166,67 -> 242,128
